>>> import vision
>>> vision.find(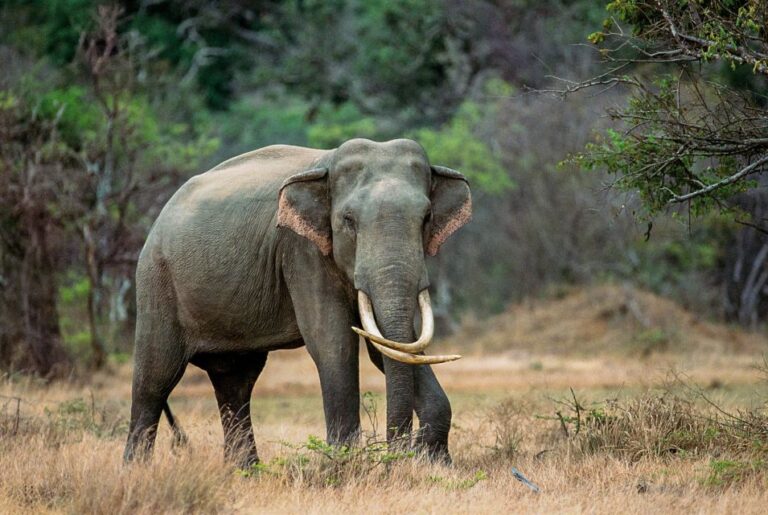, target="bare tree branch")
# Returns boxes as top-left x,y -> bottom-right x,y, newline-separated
667,155 -> 768,204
